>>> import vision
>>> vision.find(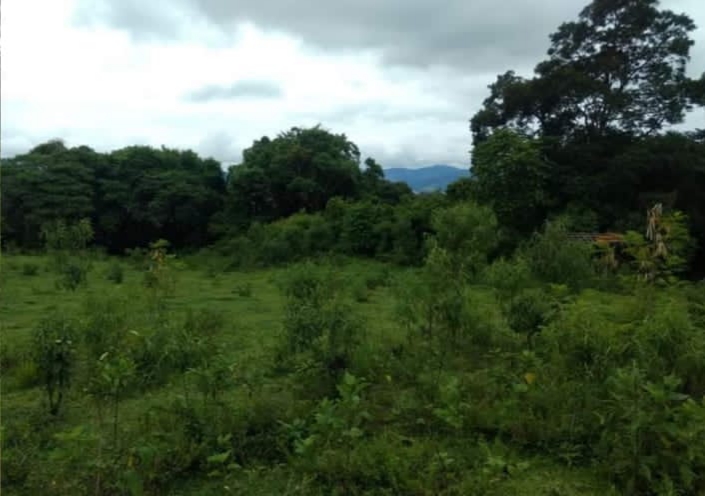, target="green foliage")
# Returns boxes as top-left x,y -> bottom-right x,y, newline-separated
430,202 -> 499,279
505,288 -> 555,345
624,209 -> 696,283
598,367 -> 705,495
471,129 -> 553,235
521,218 -> 594,290
482,256 -> 534,301
106,261 -> 124,284
32,314 -> 77,415
279,262 -> 363,387
41,218 -> 94,291
471,0 -> 698,141
57,261 -> 89,291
